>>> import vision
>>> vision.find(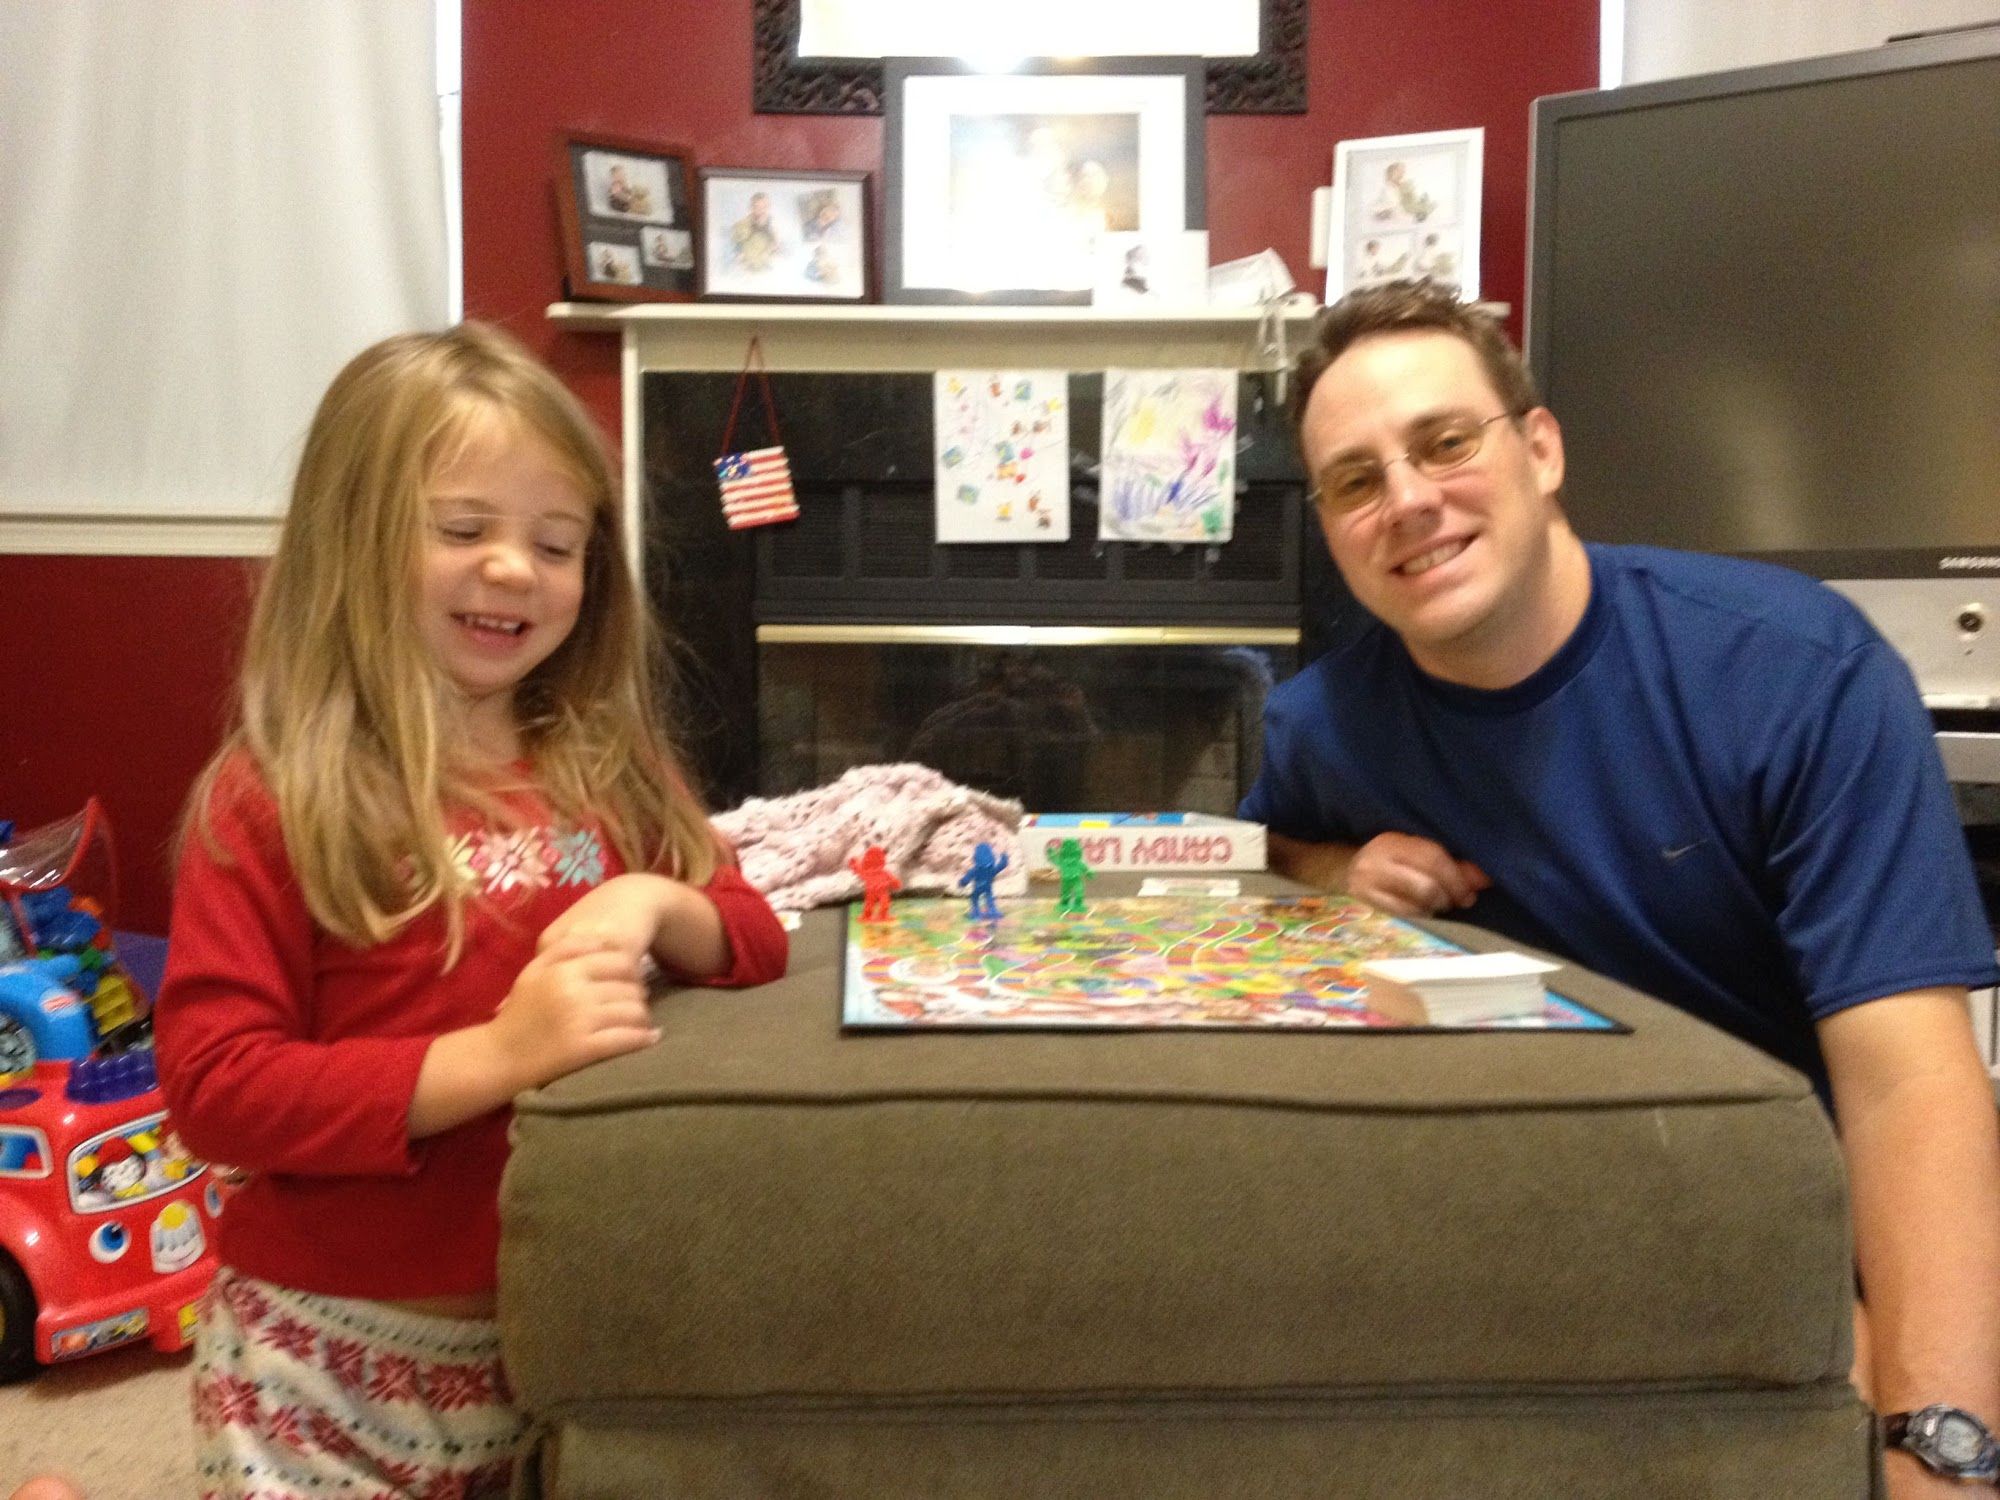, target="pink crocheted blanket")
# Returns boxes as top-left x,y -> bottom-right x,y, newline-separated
712,763 -> 1026,912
